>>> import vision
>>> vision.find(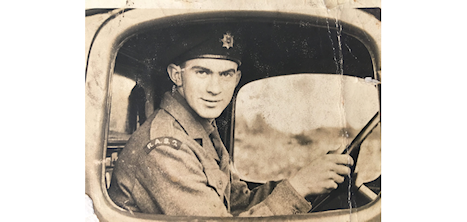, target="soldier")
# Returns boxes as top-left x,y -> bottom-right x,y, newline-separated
108,27 -> 353,216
